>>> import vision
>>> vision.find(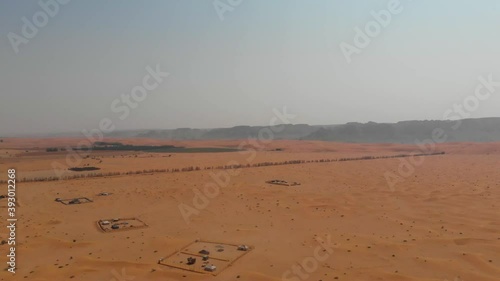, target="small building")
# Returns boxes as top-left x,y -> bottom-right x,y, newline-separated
237,245 -> 249,251
97,192 -> 112,196
204,265 -> 217,272
69,198 -> 81,204
199,249 -> 210,255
